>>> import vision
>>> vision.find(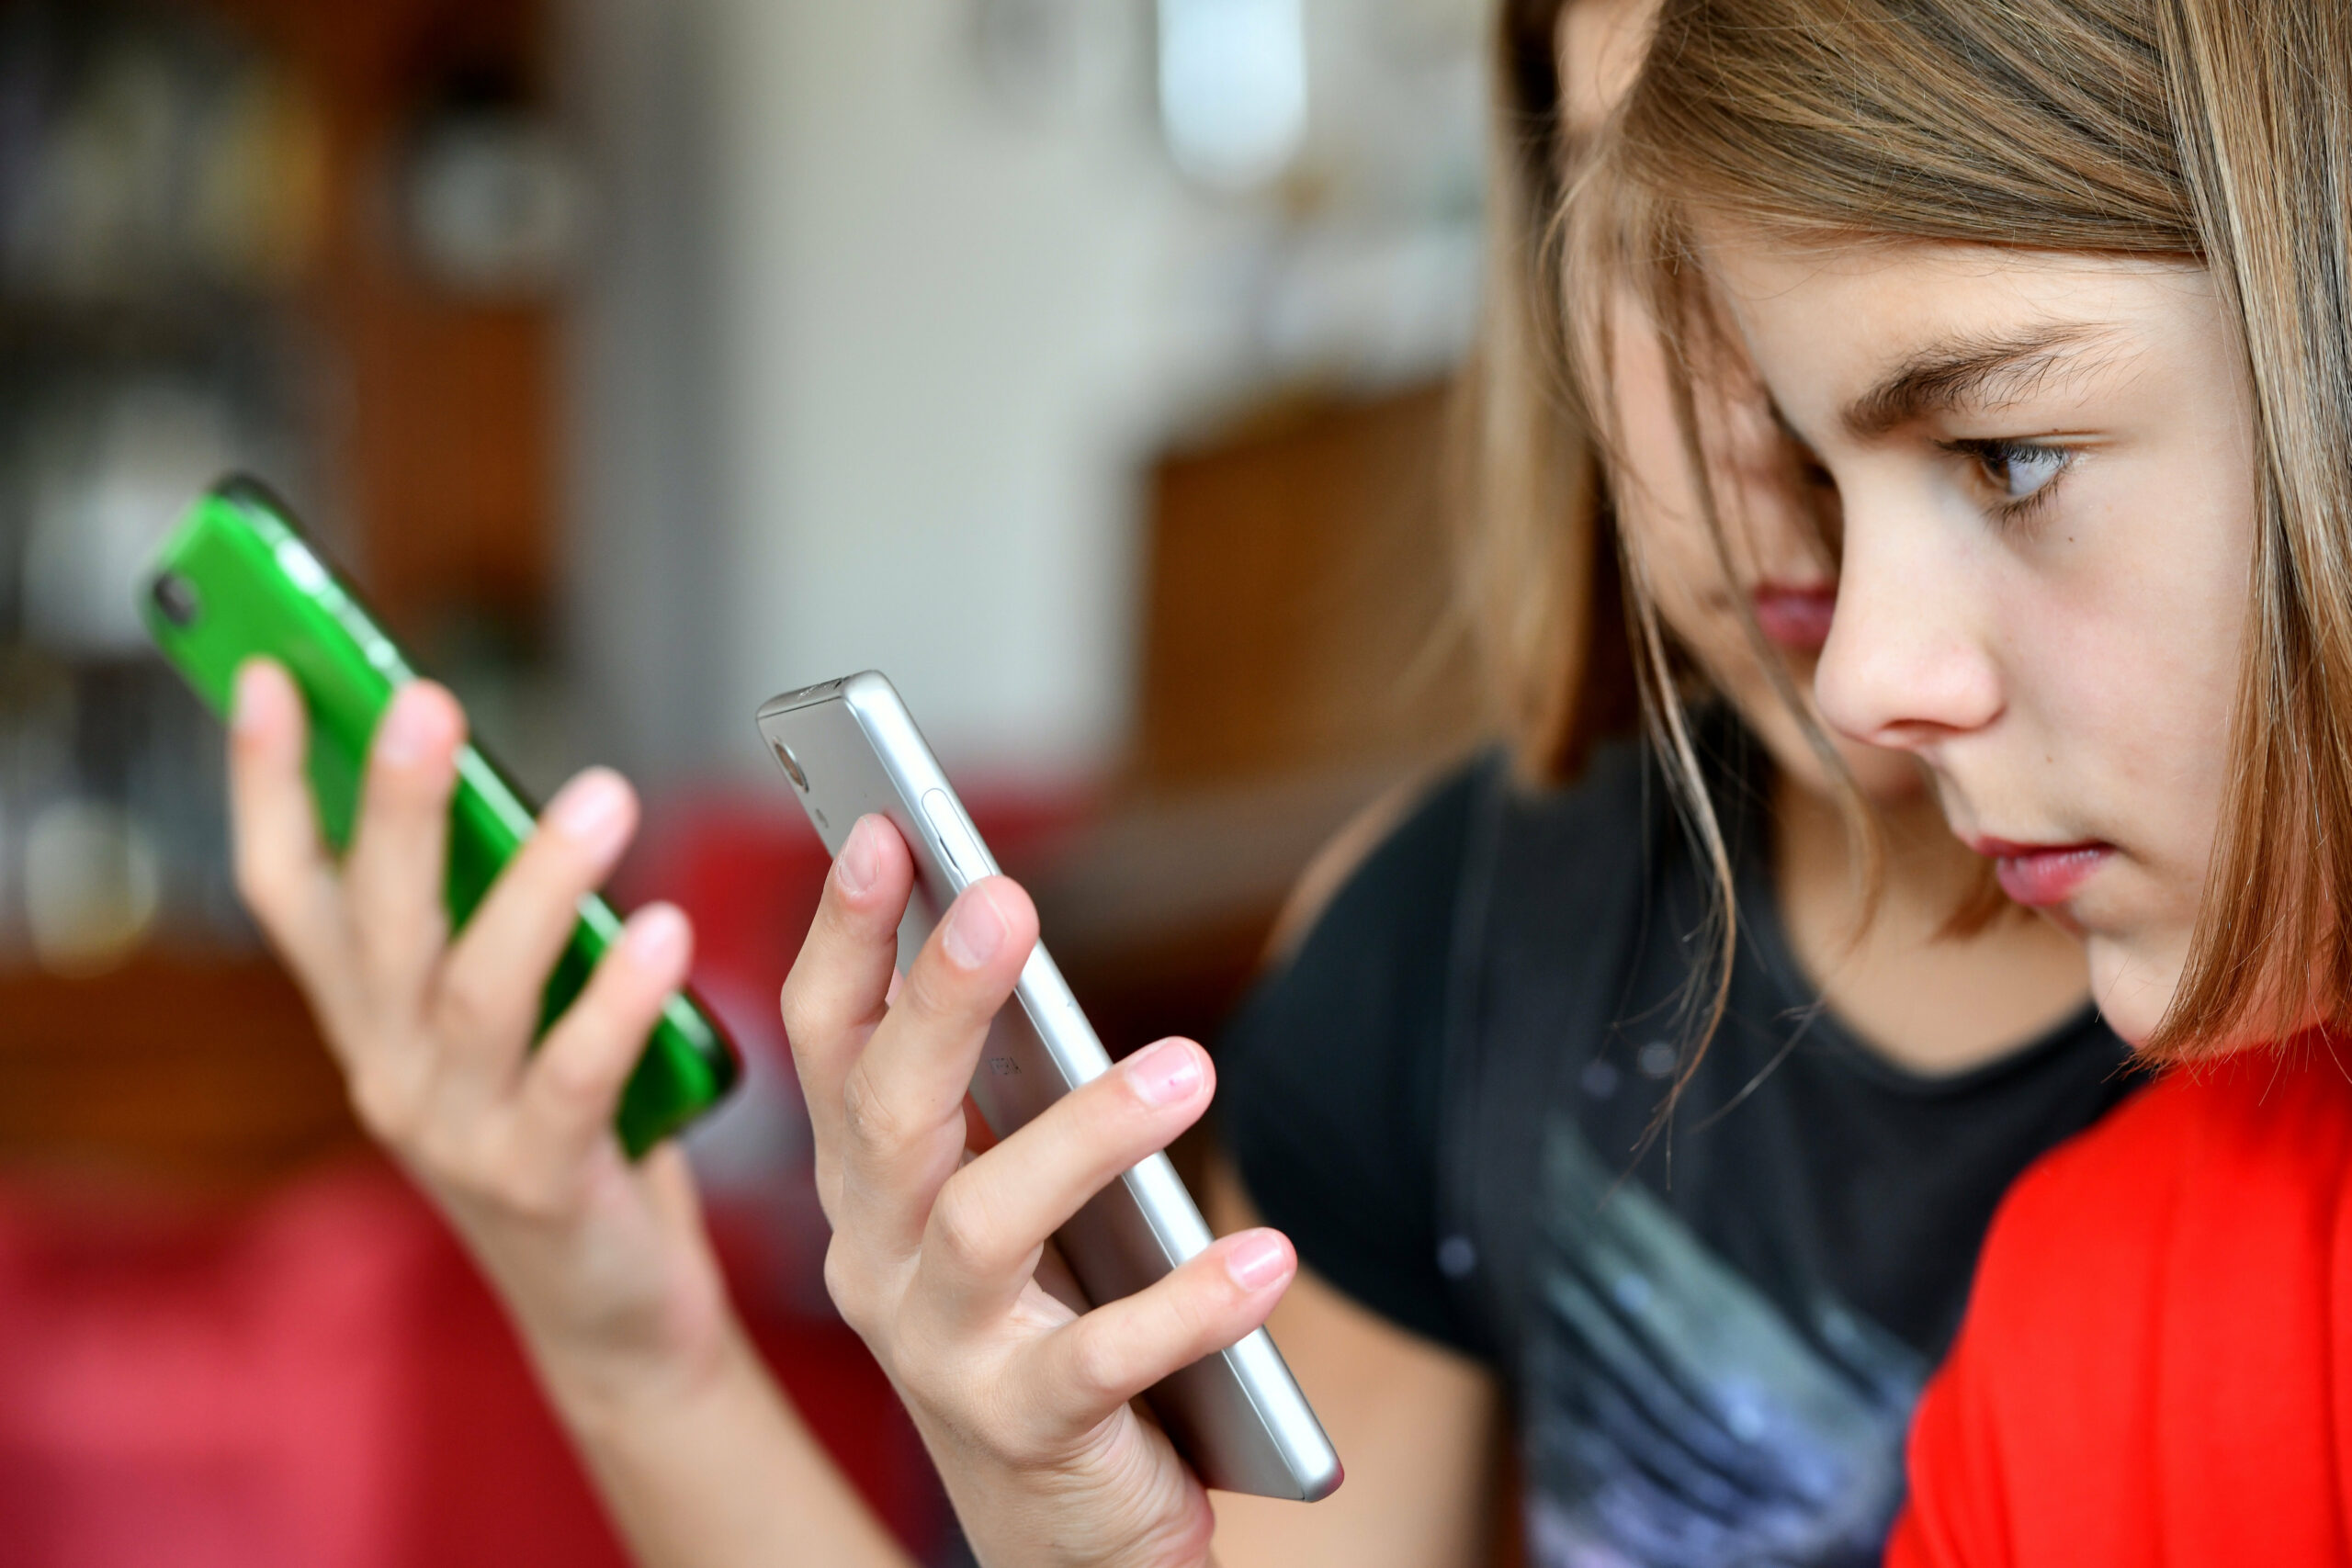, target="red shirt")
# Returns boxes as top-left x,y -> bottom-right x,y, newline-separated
1889,1040 -> 2352,1567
